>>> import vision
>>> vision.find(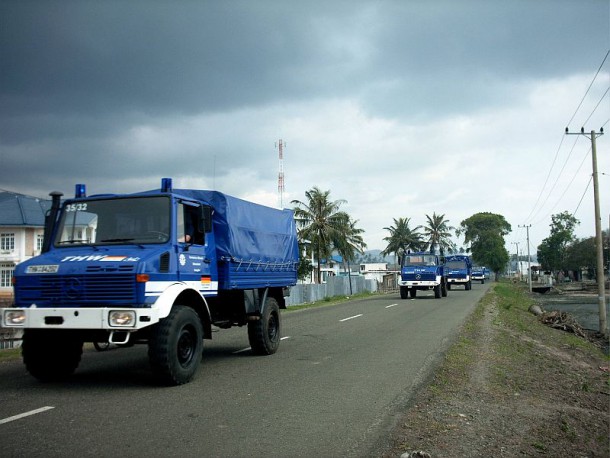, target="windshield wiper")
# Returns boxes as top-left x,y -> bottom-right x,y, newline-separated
58,239 -> 90,245
100,238 -> 136,243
